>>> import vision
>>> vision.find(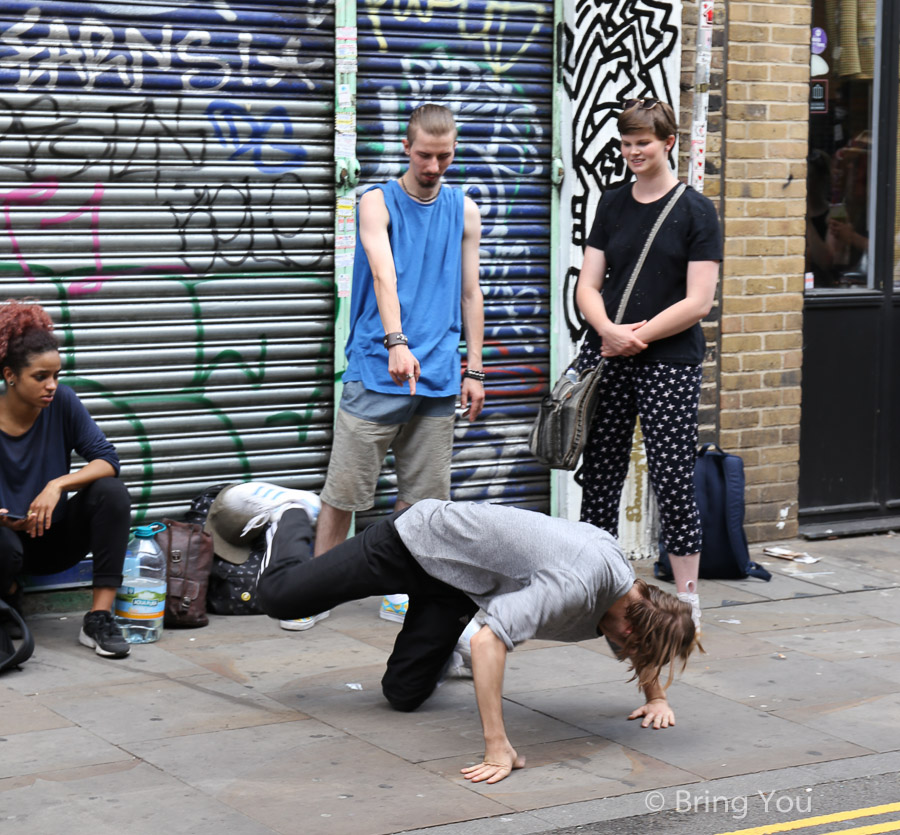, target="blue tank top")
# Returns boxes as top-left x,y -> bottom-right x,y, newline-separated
344,180 -> 465,397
